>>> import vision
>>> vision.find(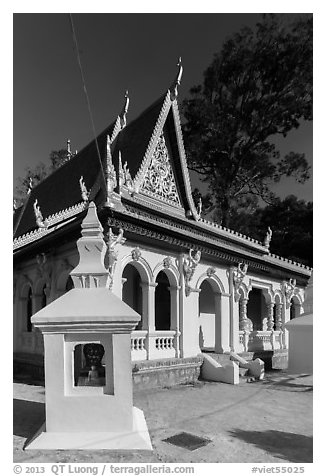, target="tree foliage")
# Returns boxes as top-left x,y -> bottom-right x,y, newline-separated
182,14 -> 312,227
223,195 -> 313,267
14,148 -> 71,208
